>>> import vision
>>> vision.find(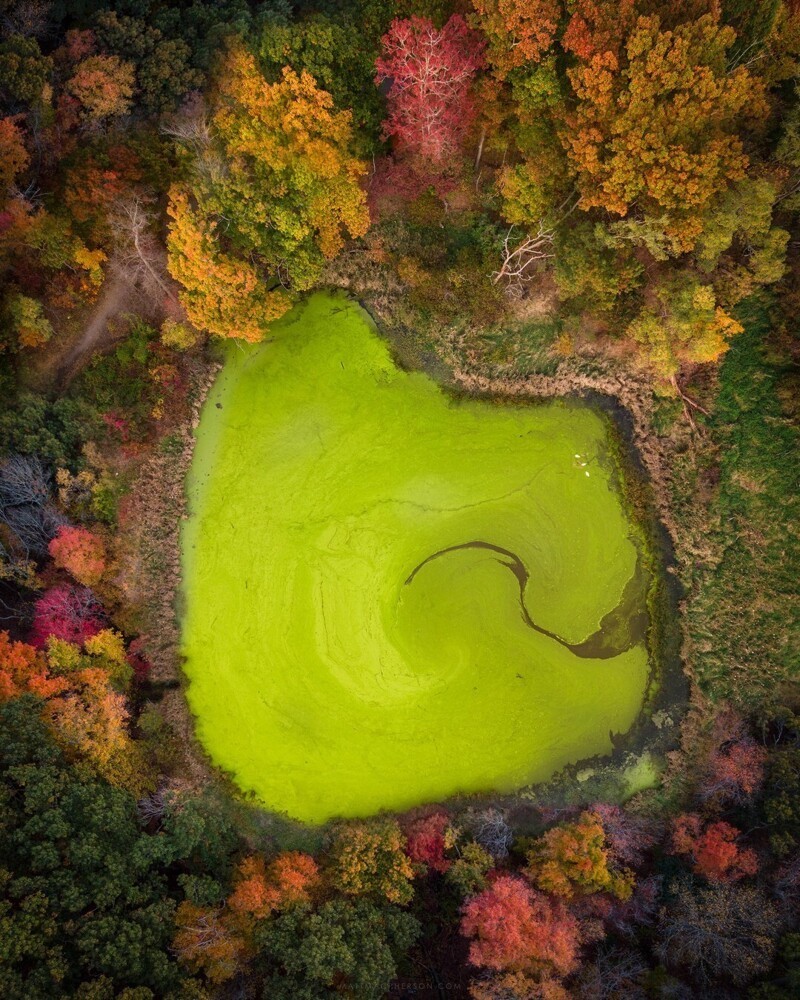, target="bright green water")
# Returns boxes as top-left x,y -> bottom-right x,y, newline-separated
181,292 -> 651,824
